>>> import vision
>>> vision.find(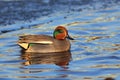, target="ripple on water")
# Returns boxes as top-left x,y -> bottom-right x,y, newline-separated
0,1 -> 120,80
